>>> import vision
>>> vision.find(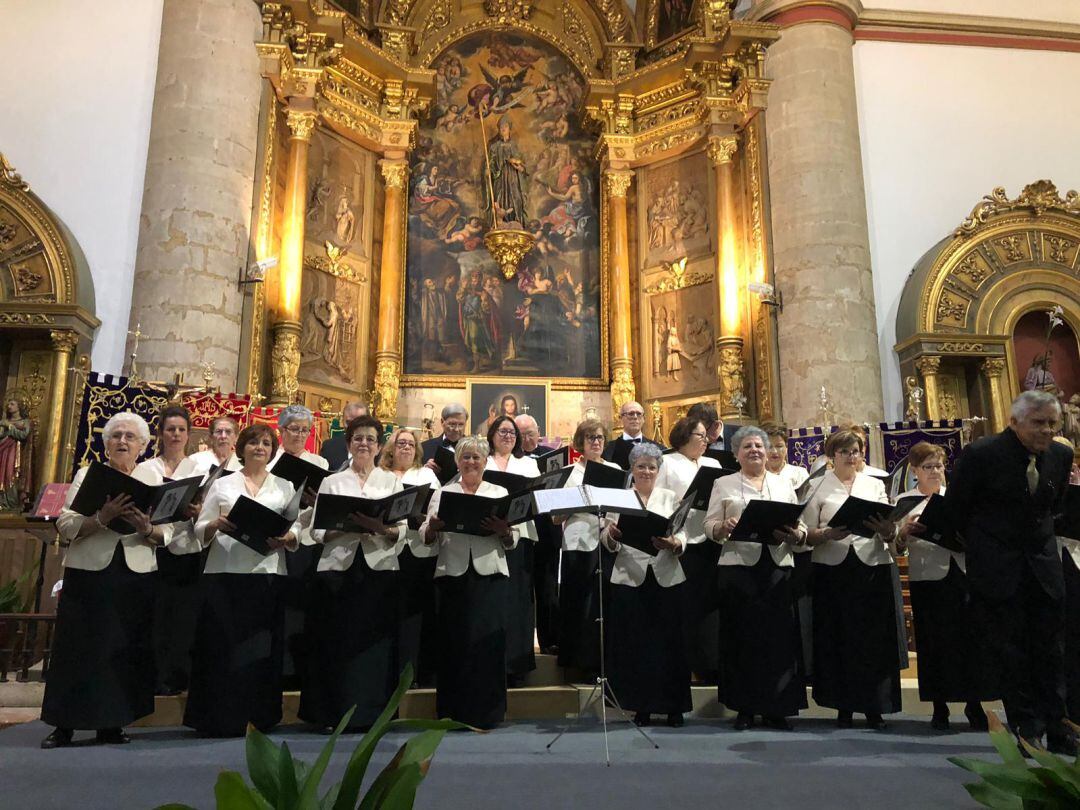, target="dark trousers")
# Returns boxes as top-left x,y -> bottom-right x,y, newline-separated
1065,552 -> 1080,721
532,517 -> 560,651
973,569 -> 1067,739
